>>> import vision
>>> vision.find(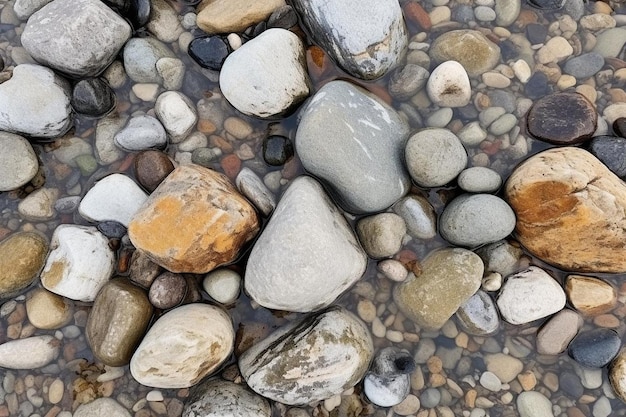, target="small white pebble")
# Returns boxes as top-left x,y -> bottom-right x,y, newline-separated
227,33 -> 242,50
146,390 -> 164,402
357,299 -> 377,323
323,394 -> 341,412
377,259 -> 408,282
372,317 -> 386,338
386,330 -> 404,343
